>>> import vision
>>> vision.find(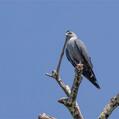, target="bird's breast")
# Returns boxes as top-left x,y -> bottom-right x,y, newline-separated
67,39 -> 82,62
